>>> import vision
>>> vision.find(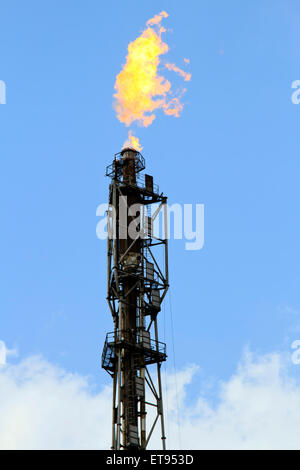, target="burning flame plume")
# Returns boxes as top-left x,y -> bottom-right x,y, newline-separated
114,11 -> 191,151
123,130 -> 143,152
